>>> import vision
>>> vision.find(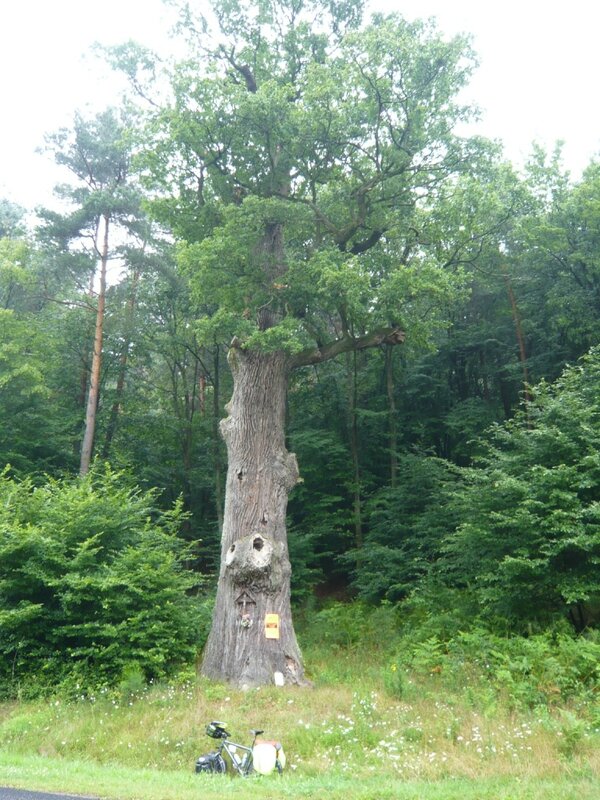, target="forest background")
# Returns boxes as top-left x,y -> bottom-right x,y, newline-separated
0,1 -> 599,796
